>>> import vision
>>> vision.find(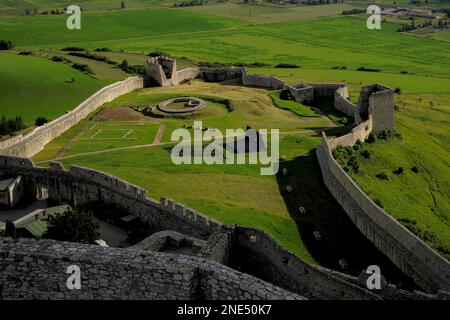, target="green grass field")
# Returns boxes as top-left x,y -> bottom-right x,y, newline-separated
0,51 -> 110,124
